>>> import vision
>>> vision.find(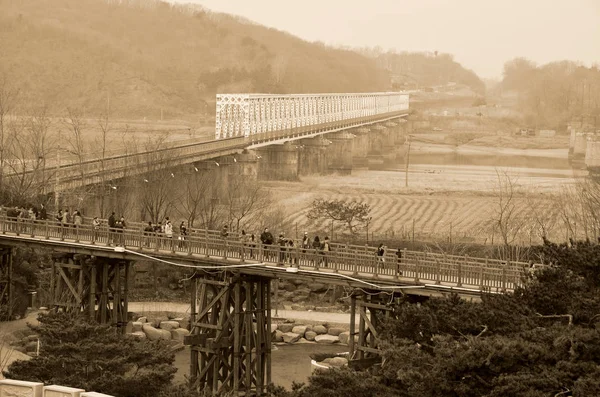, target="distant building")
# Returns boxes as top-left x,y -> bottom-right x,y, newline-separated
538,130 -> 556,137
